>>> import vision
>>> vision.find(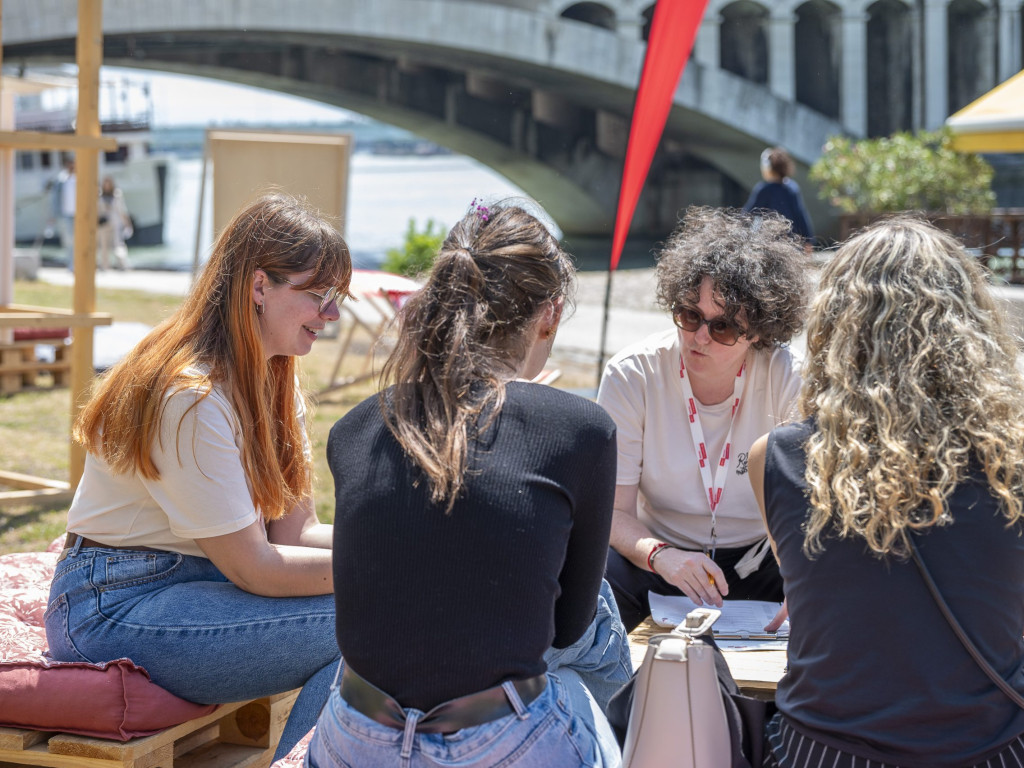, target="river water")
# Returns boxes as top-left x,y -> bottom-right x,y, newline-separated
127,153 -> 533,271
